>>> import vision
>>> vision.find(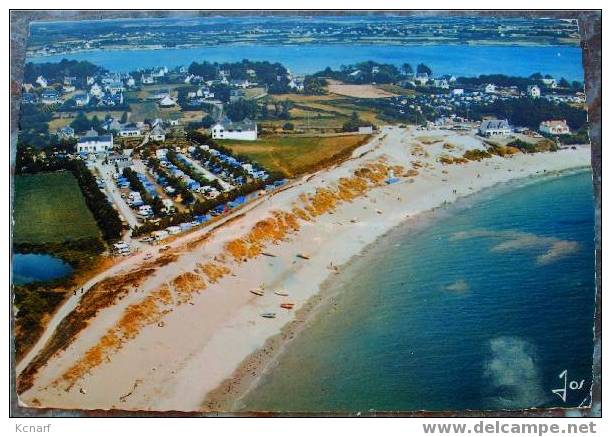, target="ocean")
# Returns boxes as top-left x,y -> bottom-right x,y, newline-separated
240,170 -> 596,412
28,44 -> 584,82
